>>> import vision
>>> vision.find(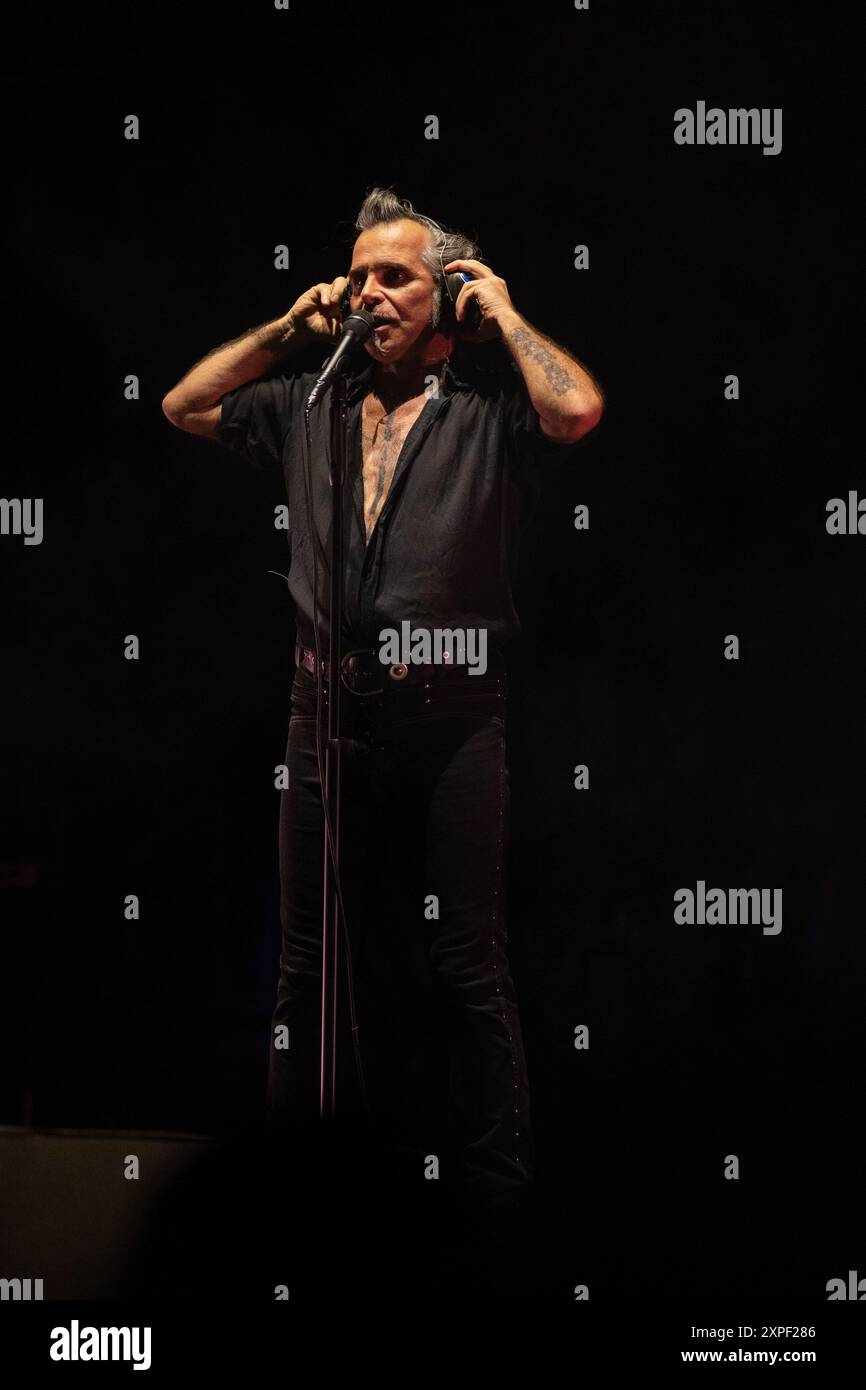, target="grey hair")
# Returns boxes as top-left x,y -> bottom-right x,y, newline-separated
354,187 -> 481,328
